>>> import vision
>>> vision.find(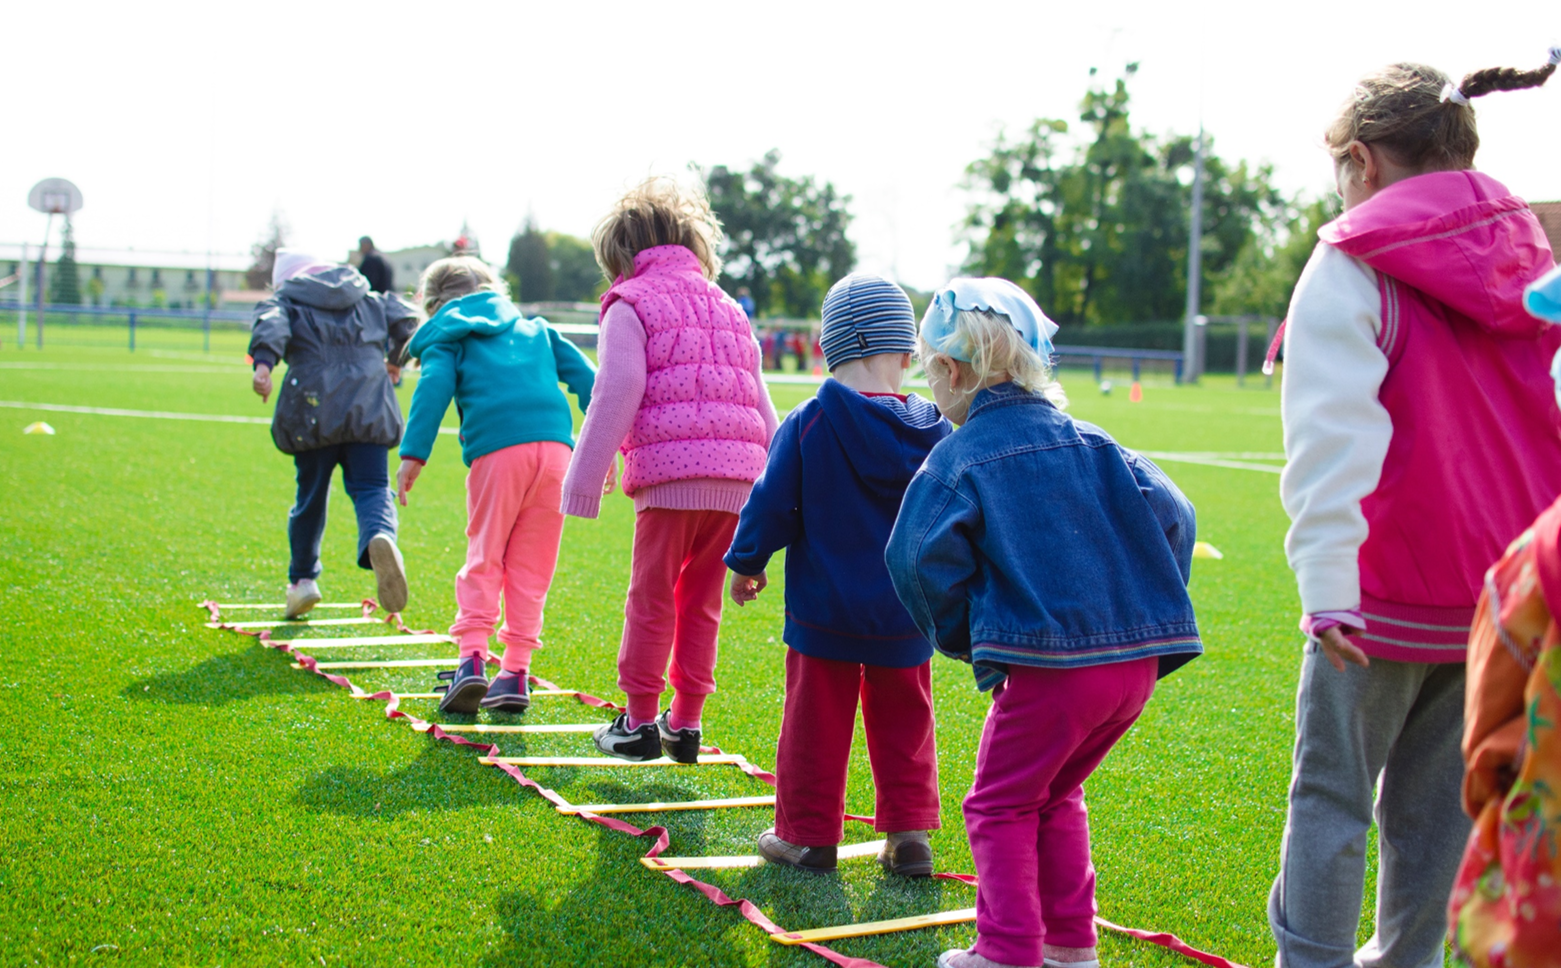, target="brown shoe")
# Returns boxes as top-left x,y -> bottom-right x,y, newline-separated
878,831 -> 934,877
757,829 -> 837,874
